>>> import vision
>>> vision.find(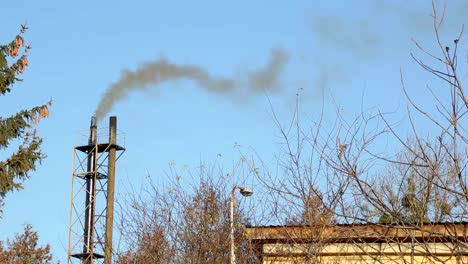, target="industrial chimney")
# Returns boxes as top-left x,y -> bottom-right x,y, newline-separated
67,116 -> 125,264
